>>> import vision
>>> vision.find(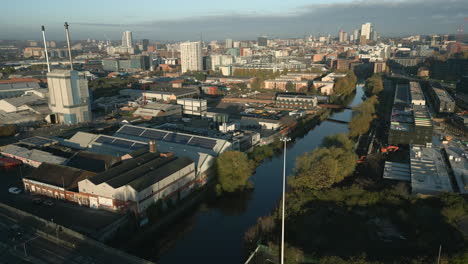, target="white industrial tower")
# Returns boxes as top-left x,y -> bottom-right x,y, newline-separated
46,22 -> 91,124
